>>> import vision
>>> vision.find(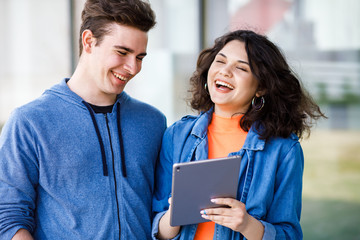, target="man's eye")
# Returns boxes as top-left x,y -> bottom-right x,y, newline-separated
117,51 -> 126,56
